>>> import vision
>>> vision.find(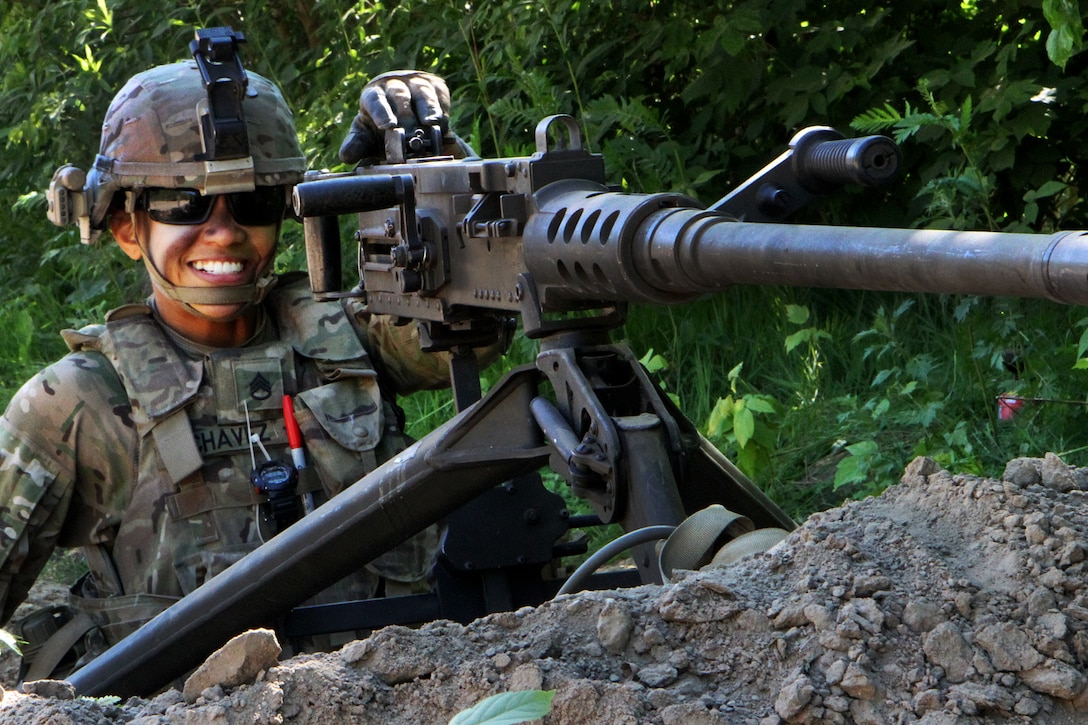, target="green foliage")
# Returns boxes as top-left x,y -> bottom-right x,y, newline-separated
833,440 -> 880,491
705,362 -> 782,479
0,628 -> 22,656
41,549 -> 90,585
852,87 -> 997,229
1044,0 -> 1086,68
3,0 -> 1088,523
449,690 -> 555,725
